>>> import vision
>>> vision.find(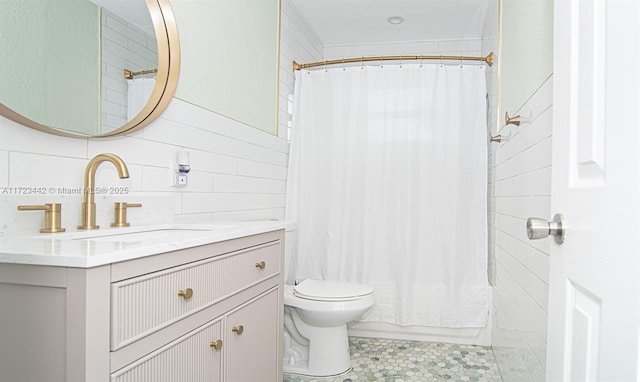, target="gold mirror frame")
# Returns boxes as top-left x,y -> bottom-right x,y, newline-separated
0,0 -> 180,139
